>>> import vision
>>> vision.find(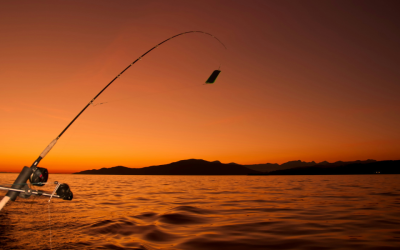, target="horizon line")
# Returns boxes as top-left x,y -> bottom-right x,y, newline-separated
2,158 -> 399,174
